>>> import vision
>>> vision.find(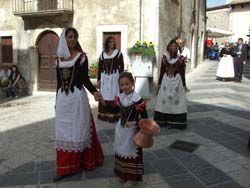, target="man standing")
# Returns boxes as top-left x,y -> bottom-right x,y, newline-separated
233,38 -> 247,82
176,38 -> 191,92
